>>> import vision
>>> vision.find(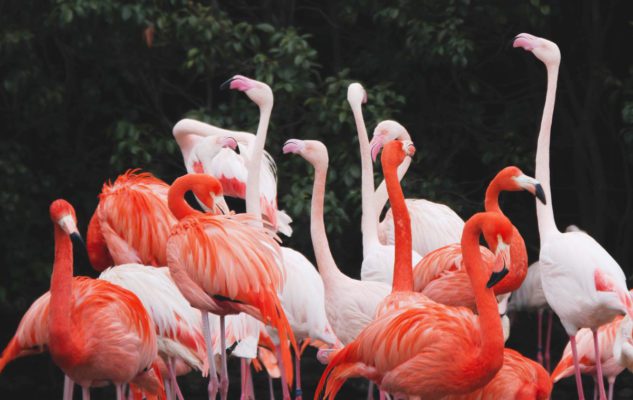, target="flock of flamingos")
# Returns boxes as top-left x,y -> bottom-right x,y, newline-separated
1,32 -> 632,400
